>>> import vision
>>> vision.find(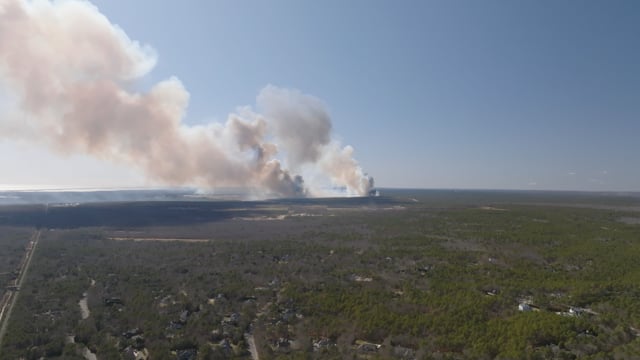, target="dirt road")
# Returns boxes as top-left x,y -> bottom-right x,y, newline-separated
0,230 -> 40,347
